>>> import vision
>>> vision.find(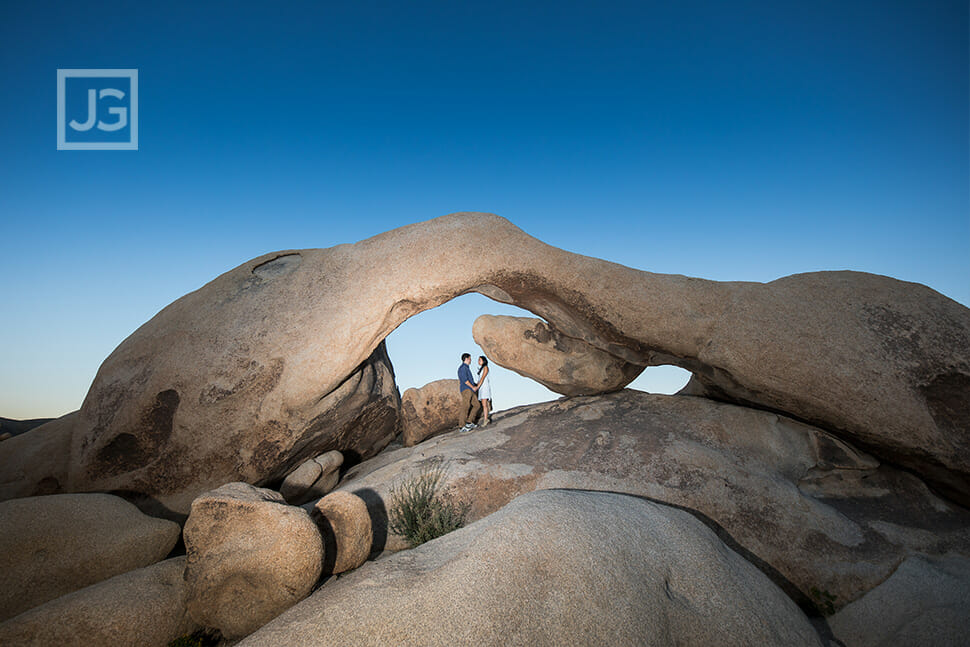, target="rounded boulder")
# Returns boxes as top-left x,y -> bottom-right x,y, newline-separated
182,482 -> 323,639
0,492 -> 180,621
